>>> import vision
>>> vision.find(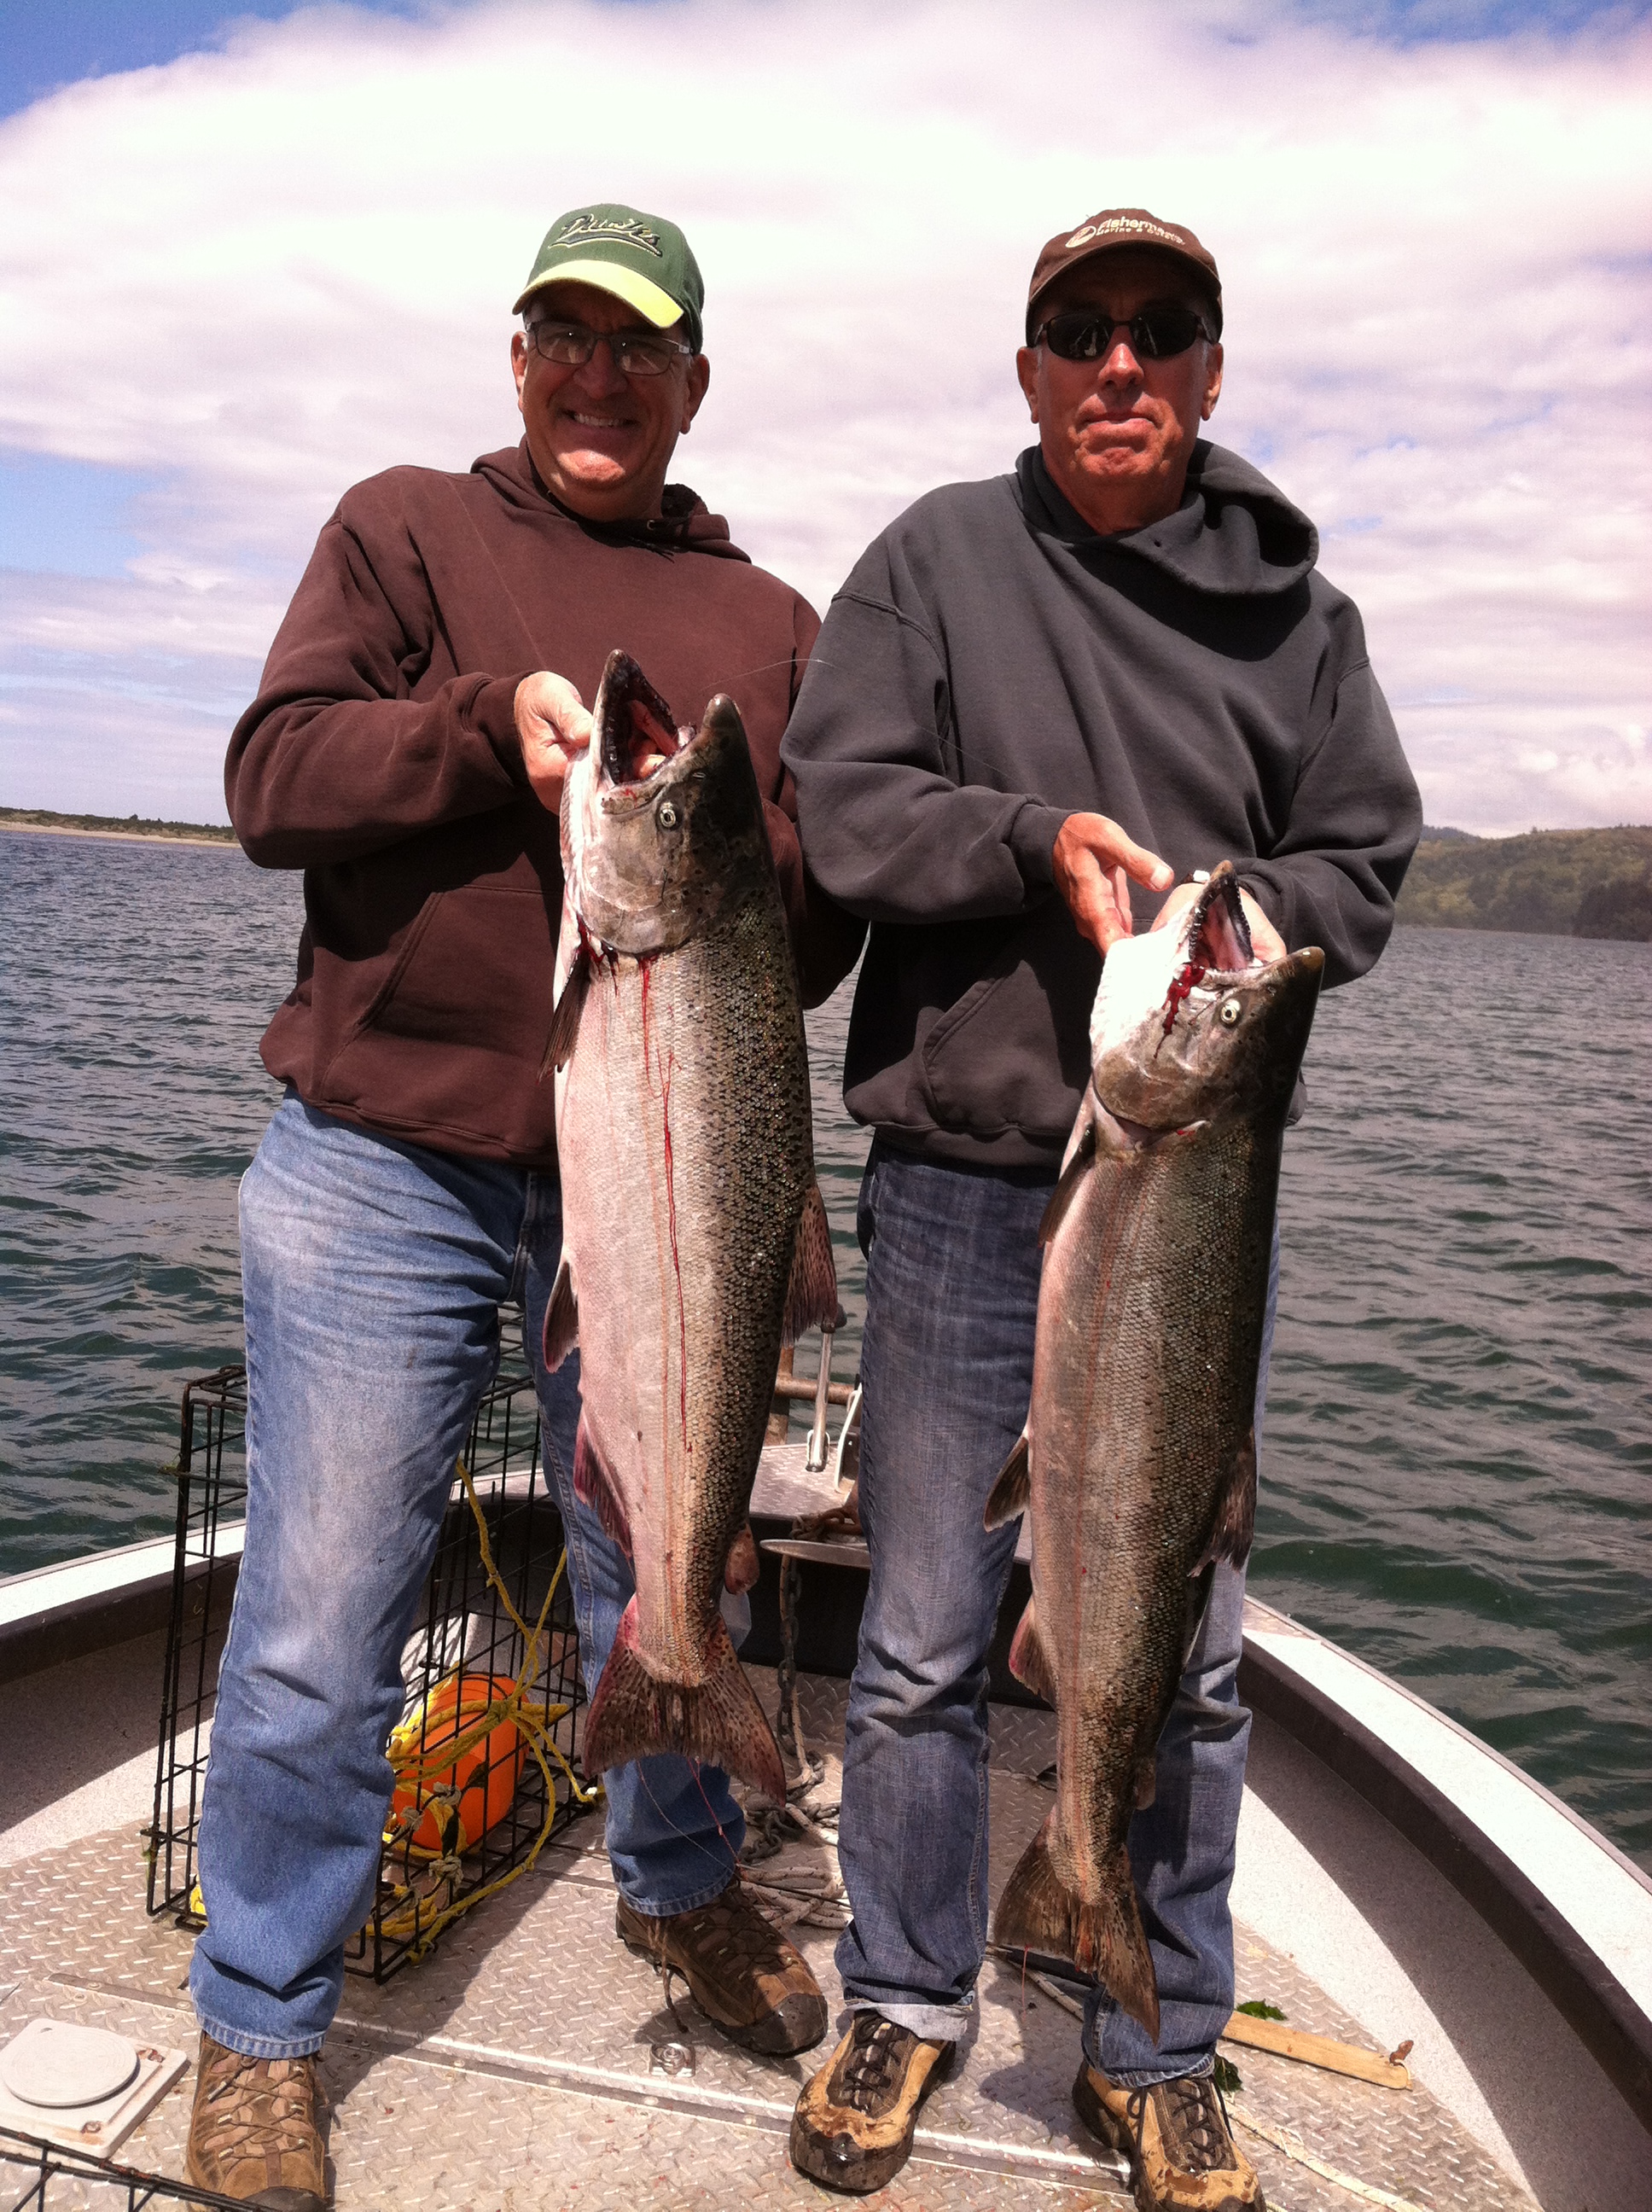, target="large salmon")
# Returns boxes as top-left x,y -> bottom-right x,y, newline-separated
986,864 -> 1322,2036
543,650 -> 837,1805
